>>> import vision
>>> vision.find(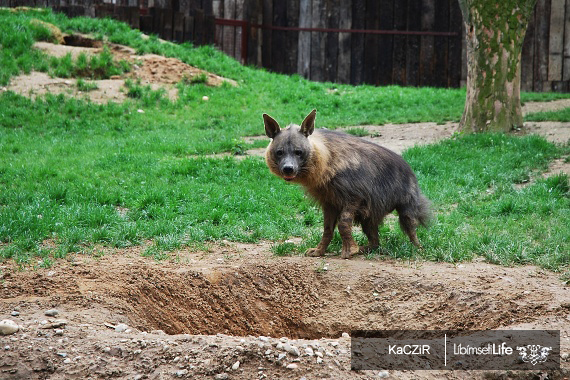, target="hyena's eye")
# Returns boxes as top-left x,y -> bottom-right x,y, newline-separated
294,149 -> 303,157
275,149 -> 284,157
